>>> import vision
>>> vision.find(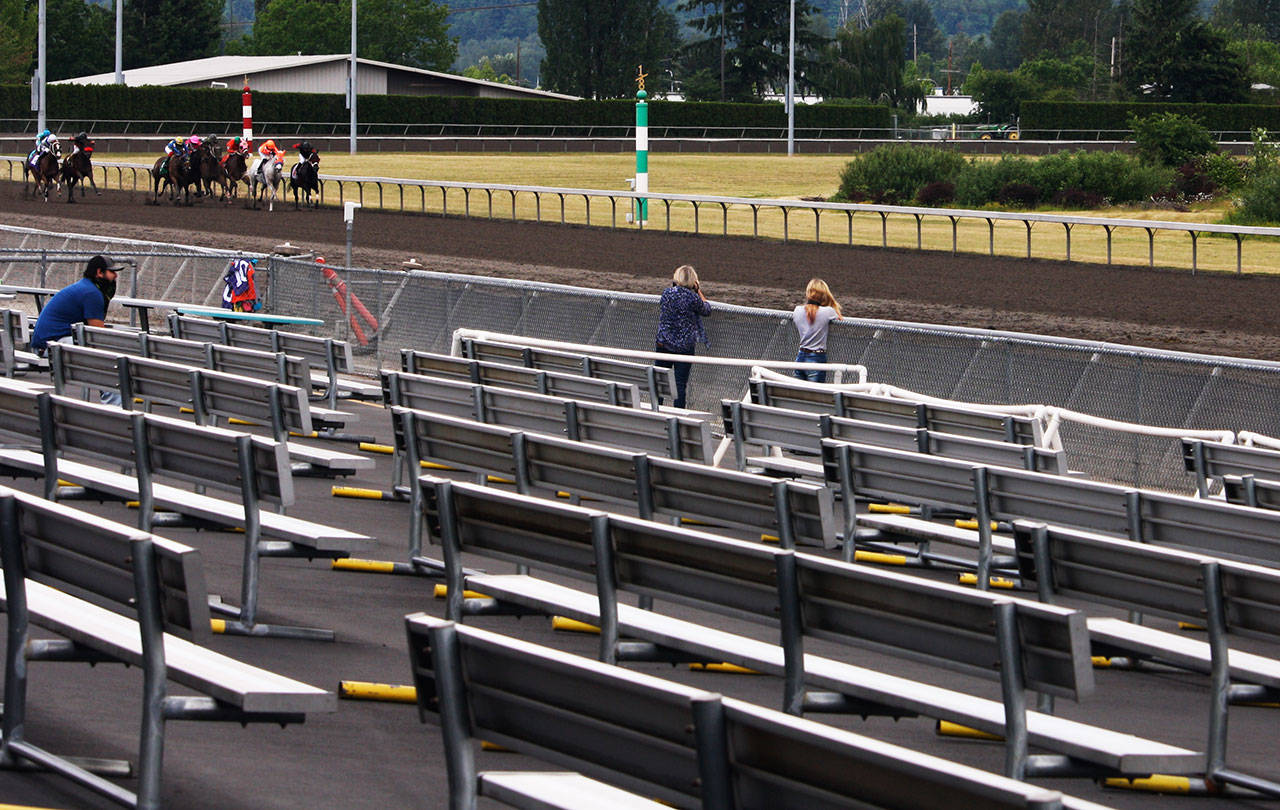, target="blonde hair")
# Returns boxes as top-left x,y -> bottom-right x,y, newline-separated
803,278 -> 841,323
672,265 -> 700,289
